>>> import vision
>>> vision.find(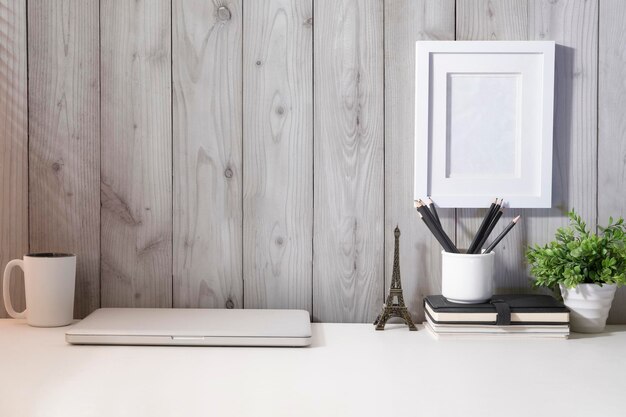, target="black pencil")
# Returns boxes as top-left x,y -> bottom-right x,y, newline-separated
416,210 -> 451,252
416,200 -> 459,253
415,201 -> 450,251
467,198 -> 499,254
467,198 -> 498,254
472,207 -> 504,254
415,201 -> 457,253
484,215 -> 521,253
426,197 -> 441,226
